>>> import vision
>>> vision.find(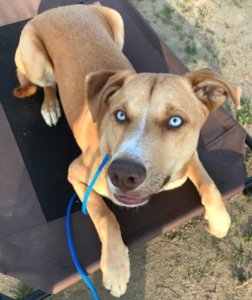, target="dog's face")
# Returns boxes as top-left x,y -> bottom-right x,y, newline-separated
86,69 -> 240,207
